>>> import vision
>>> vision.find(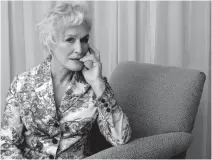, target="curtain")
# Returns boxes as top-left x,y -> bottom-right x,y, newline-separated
1,1 -> 211,158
